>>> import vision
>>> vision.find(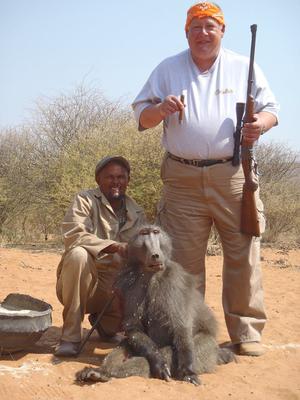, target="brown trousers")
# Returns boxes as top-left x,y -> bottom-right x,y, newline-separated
157,155 -> 266,344
56,247 -> 121,342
